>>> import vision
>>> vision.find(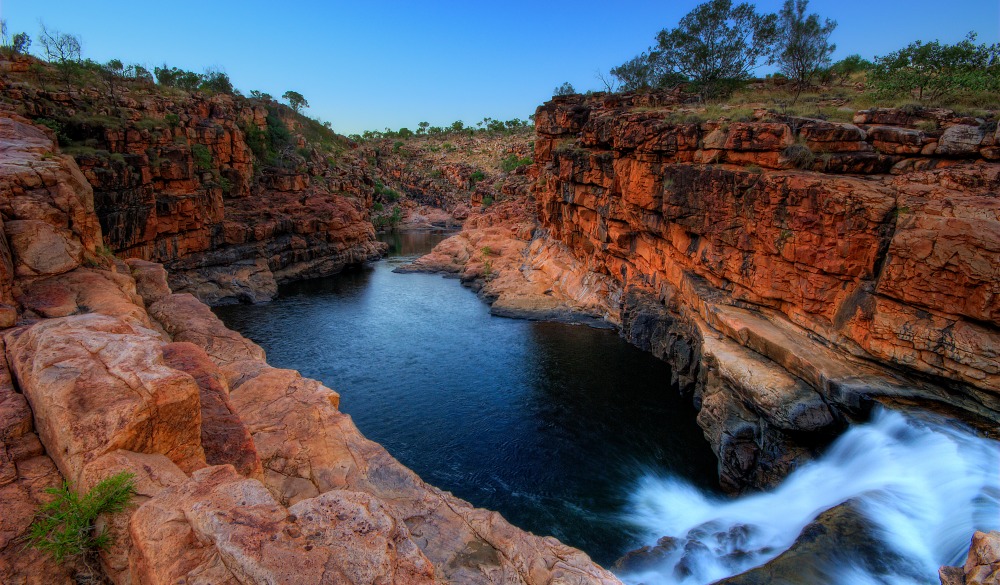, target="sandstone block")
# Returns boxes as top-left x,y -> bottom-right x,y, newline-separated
79,450 -> 188,584
148,293 -> 266,366
4,314 -> 205,484
128,465 -> 437,585
124,259 -> 172,306
5,219 -> 83,277
162,342 -> 261,477
937,124 -> 986,157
